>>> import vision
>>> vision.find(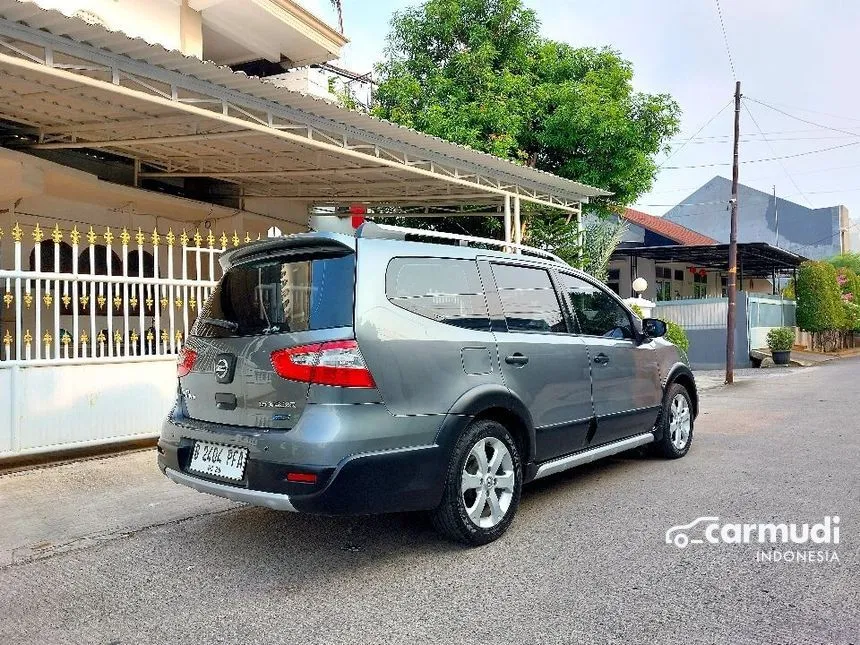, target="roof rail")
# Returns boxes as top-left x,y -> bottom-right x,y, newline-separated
355,222 -> 567,264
